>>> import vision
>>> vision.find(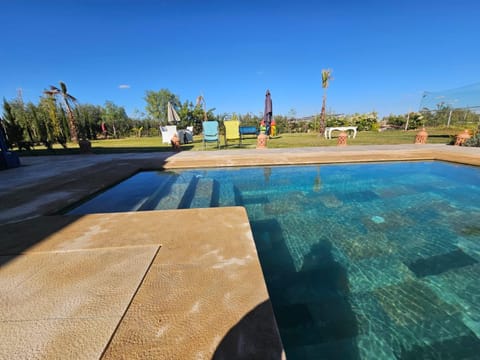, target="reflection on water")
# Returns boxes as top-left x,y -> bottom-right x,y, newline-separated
313,166 -> 322,193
